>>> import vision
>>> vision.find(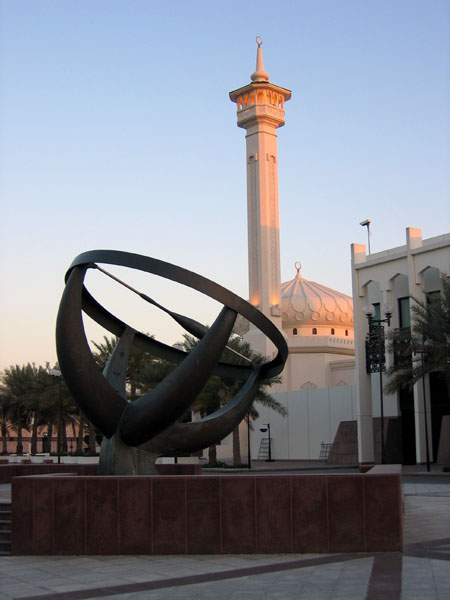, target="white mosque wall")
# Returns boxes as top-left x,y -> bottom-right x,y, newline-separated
280,352 -> 355,392
250,386 -> 356,460
205,385 -> 356,463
